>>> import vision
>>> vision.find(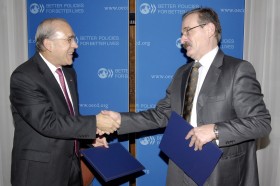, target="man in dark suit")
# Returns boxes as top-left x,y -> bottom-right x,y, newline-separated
10,18 -> 119,186
103,8 -> 271,186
